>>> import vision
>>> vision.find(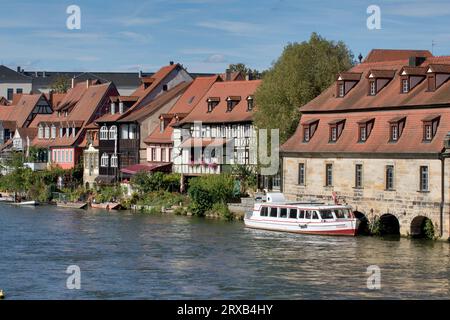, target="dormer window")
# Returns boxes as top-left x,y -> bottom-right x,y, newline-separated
367,70 -> 395,96
38,125 -> 43,139
336,72 -> 362,98
51,125 -> 56,139
422,115 -> 440,142
328,119 -> 345,143
207,97 -> 220,113
247,96 -> 254,111
357,118 -> 375,142
399,66 -> 427,93
426,64 -> 450,92
100,126 -> 108,140
302,119 -> 319,143
389,116 -> 406,142
160,119 -> 165,132
226,96 -> 241,112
